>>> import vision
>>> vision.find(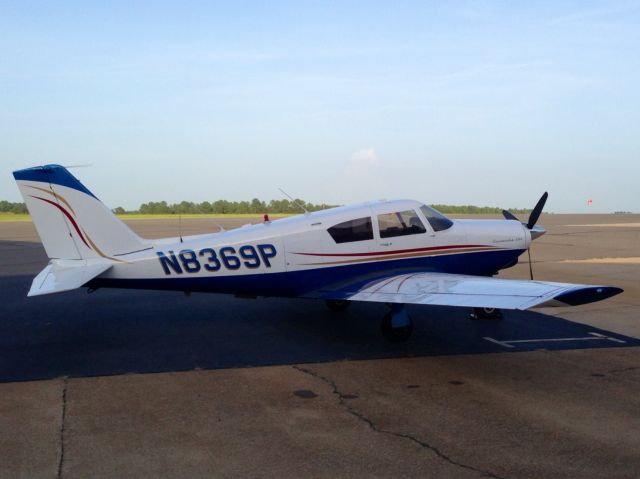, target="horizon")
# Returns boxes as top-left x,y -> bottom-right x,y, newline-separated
1,195 -> 636,216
